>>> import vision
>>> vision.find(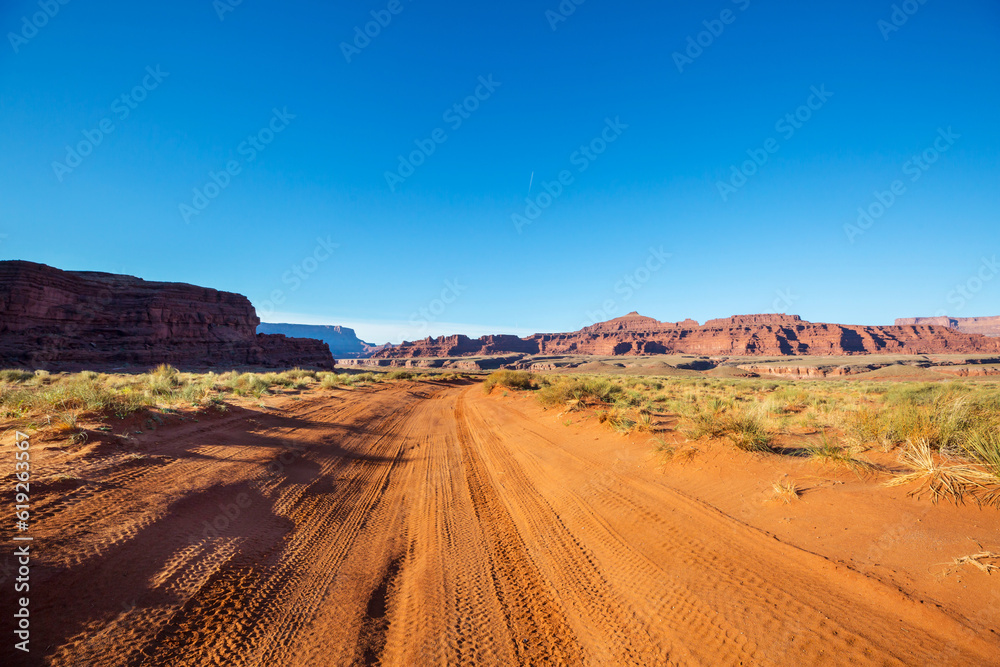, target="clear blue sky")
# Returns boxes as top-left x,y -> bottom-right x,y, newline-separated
2,0 -> 998,343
